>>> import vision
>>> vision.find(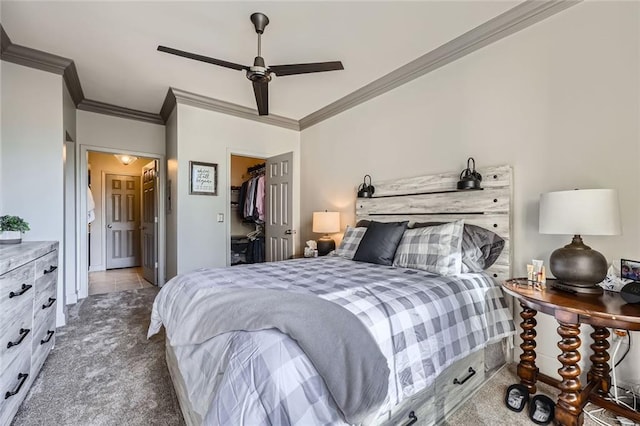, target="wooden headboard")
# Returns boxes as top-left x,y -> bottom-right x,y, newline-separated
355,165 -> 513,283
